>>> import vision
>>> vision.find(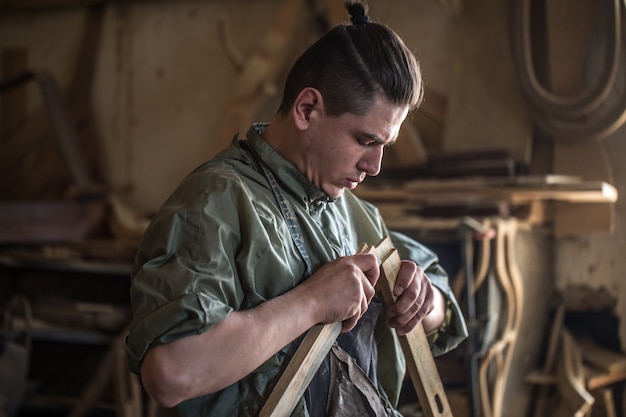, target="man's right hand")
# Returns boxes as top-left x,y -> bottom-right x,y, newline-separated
300,253 -> 380,332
